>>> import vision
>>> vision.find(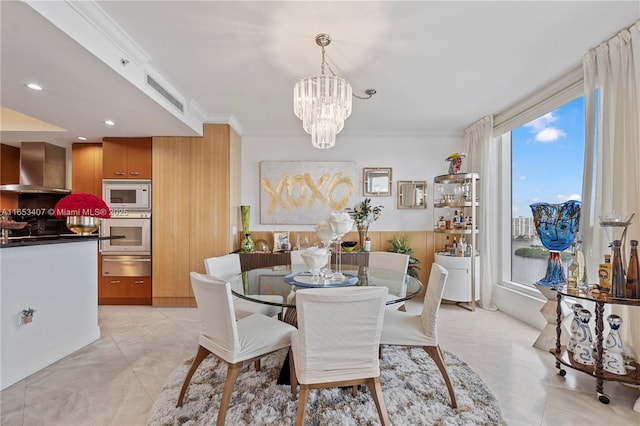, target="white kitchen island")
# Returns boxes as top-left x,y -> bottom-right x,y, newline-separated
0,238 -> 100,390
